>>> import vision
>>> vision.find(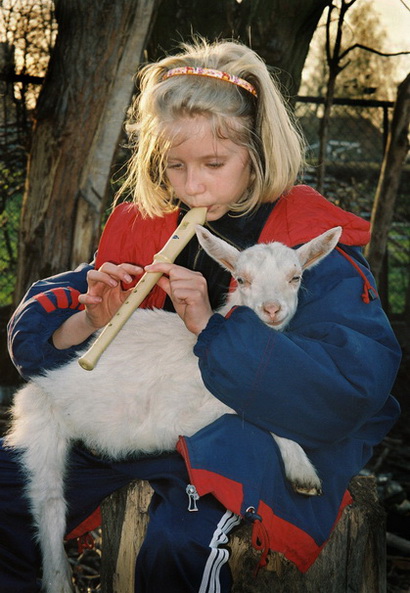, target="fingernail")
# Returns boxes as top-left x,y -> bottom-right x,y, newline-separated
124,274 -> 132,283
